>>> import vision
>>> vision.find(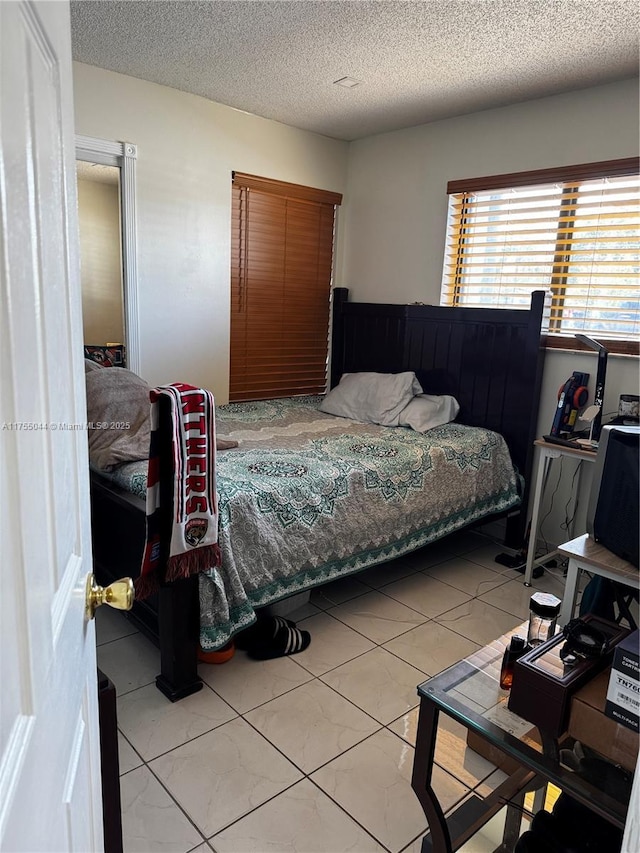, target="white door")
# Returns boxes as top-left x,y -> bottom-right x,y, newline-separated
1,1 -> 104,851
